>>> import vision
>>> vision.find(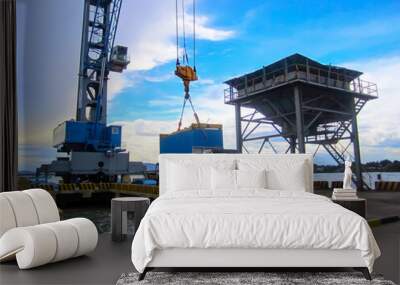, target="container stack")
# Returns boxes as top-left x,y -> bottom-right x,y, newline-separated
332,188 -> 358,200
